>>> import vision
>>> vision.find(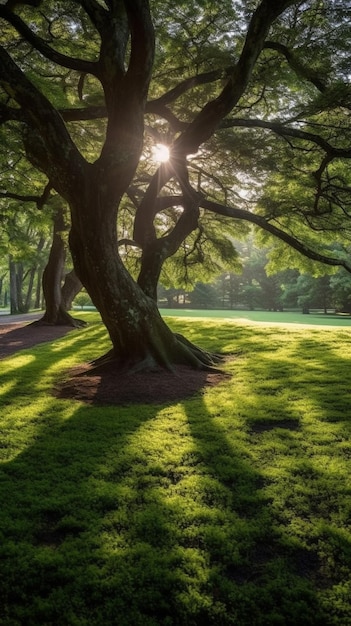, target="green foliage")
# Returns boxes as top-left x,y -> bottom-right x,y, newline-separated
161,218 -> 241,289
187,282 -> 218,308
73,289 -> 93,309
330,272 -> 351,312
1,0 -> 351,296
1,314 -> 351,624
